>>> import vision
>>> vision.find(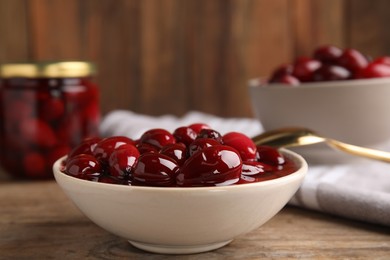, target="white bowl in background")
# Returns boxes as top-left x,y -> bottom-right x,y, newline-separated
249,77 -> 390,164
53,149 -> 307,254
